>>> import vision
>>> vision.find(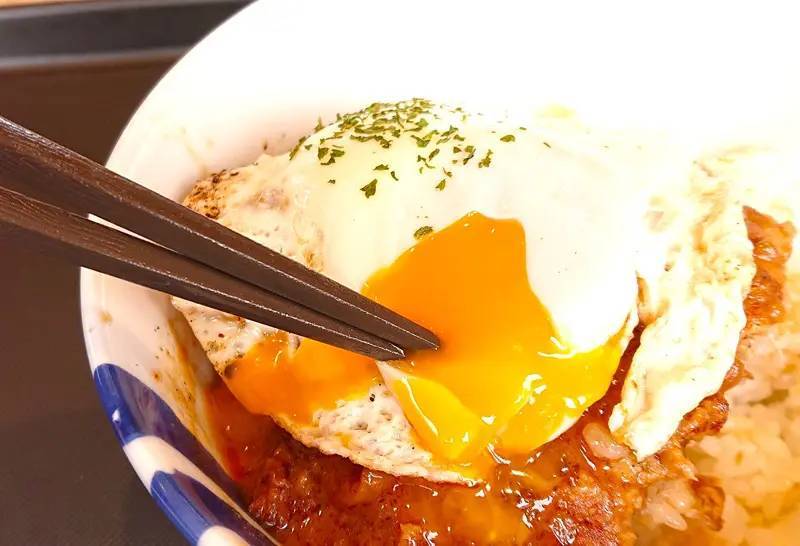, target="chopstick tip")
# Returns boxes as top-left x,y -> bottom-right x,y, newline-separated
406,327 -> 440,352
378,343 -> 406,361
